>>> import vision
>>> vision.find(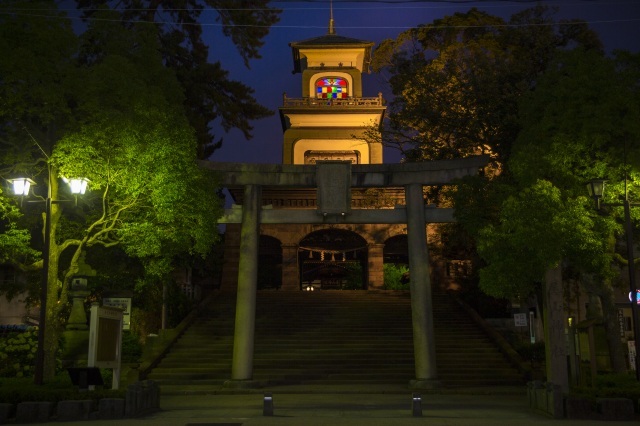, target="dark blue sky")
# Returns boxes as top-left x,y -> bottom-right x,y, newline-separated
205,0 -> 640,165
